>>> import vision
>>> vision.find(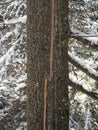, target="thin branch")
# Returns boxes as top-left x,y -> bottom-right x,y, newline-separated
71,33 -> 98,37
68,79 -> 98,100
3,16 -> 27,26
68,54 -> 98,81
